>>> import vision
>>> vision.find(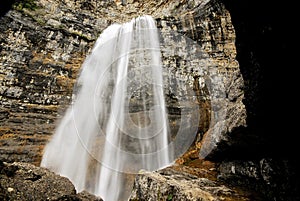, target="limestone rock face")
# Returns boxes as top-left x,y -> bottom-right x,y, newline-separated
0,0 -> 112,164
156,0 -> 246,159
0,0 -> 246,166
